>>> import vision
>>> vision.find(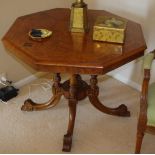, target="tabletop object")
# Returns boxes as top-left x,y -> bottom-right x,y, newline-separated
2,8 -> 147,152
93,16 -> 127,43
70,0 -> 88,32
29,29 -> 52,41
